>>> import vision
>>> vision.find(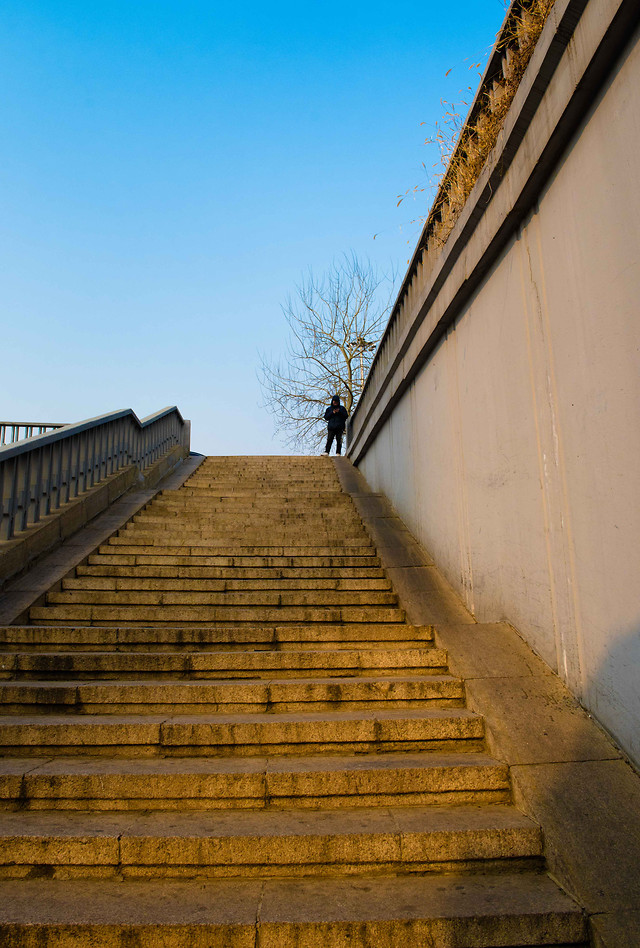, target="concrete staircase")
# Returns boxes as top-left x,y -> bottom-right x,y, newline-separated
0,457 -> 587,945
